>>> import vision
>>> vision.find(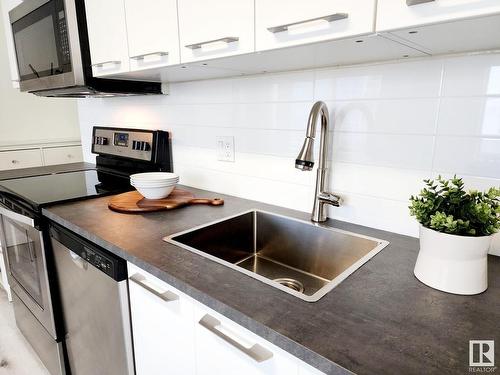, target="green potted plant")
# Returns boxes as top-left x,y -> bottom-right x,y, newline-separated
409,176 -> 500,295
